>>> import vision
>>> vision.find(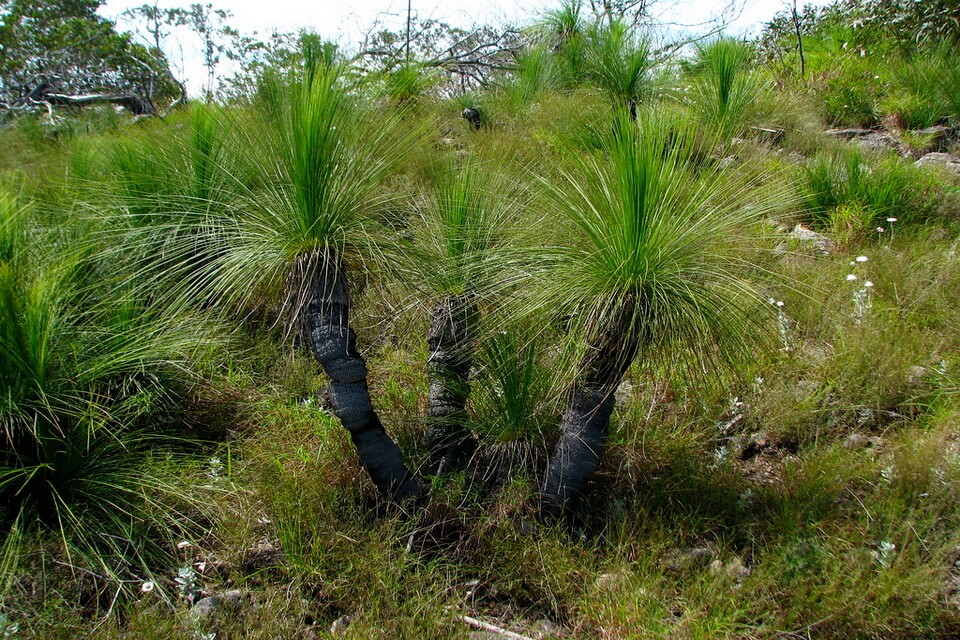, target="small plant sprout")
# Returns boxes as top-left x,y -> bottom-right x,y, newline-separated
0,613 -> 19,637
873,541 -> 897,568
853,279 -> 874,323
881,465 -> 896,484
176,566 -> 201,603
